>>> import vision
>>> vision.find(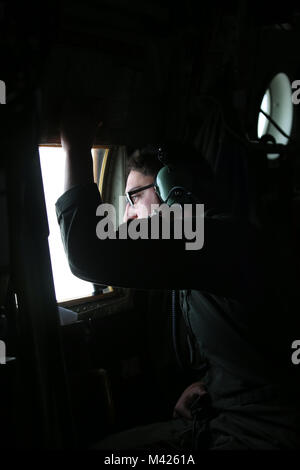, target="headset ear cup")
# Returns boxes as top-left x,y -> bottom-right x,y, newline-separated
155,166 -> 174,203
155,165 -> 197,206
154,184 -> 163,203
